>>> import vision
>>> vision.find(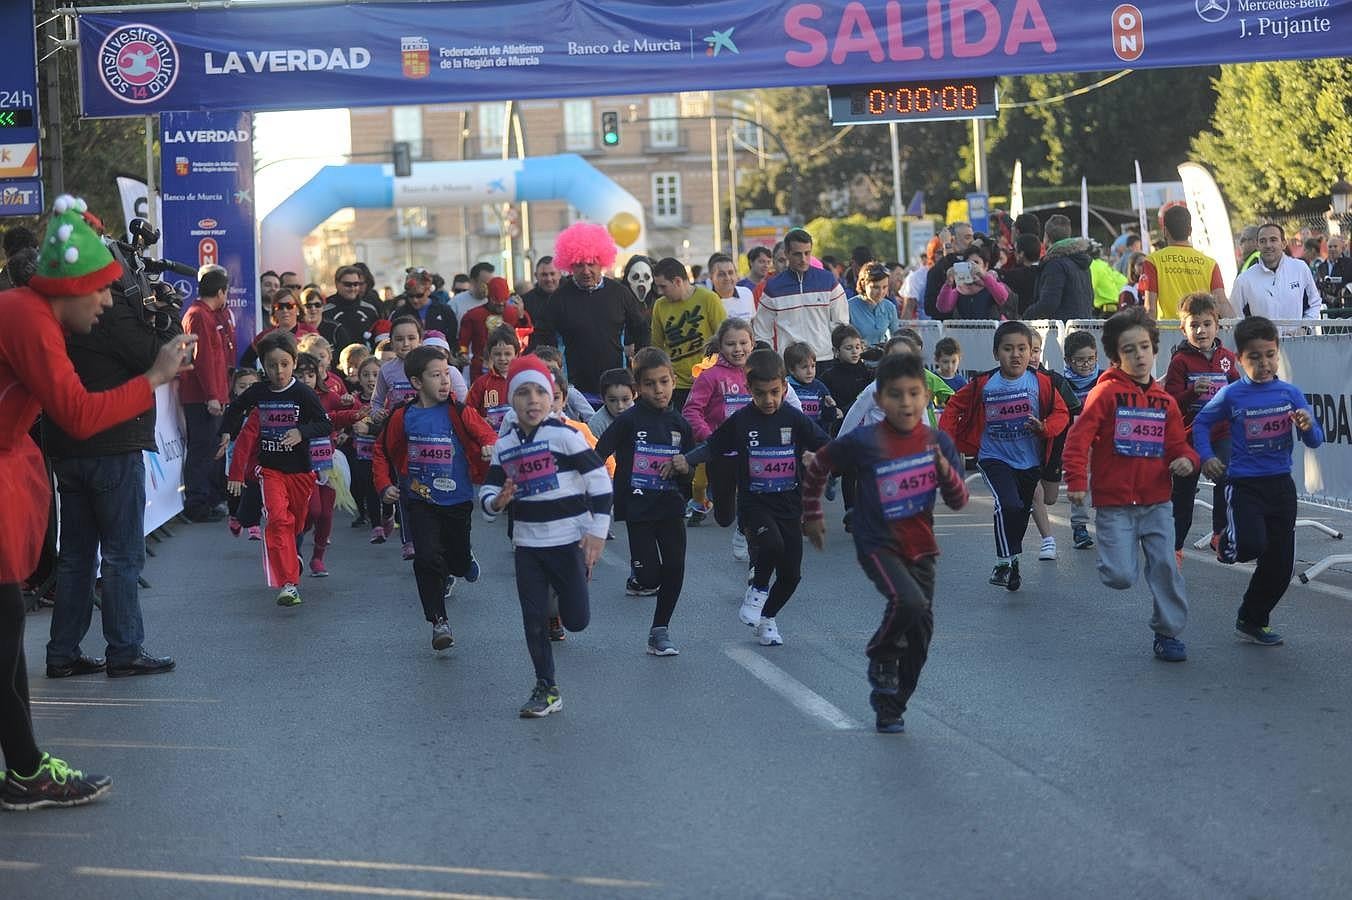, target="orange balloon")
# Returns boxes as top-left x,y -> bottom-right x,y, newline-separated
607,211 -> 641,248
